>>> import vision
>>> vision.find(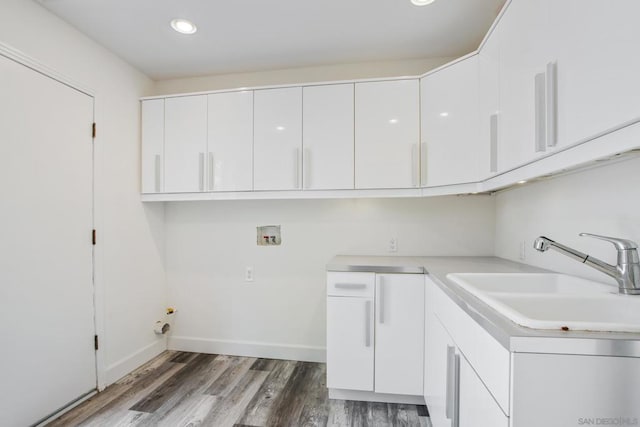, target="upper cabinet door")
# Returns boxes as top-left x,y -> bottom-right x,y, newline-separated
478,24 -> 501,179
164,95 -> 208,193
302,84 -> 354,190
498,0 -> 552,171
254,87 -> 303,191
355,80 -> 420,189
207,91 -> 253,192
421,56 -> 481,187
550,0 -> 640,149
141,99 -> 164,194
